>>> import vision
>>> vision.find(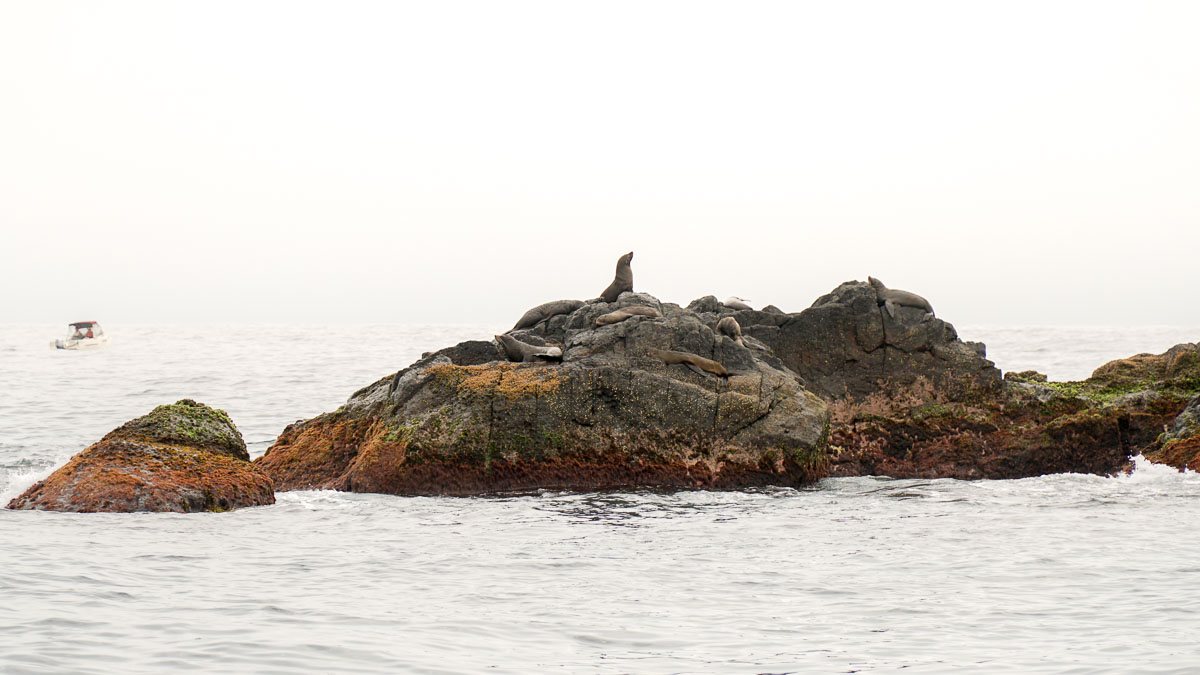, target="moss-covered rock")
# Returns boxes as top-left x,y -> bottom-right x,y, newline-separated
1087,342 -> 1200,391
107,398 -> 249,460
7,400 -> 273,513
